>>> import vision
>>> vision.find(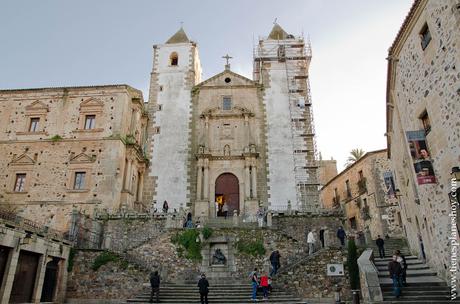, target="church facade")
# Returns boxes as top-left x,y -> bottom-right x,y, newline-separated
144,24 -> 320,219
